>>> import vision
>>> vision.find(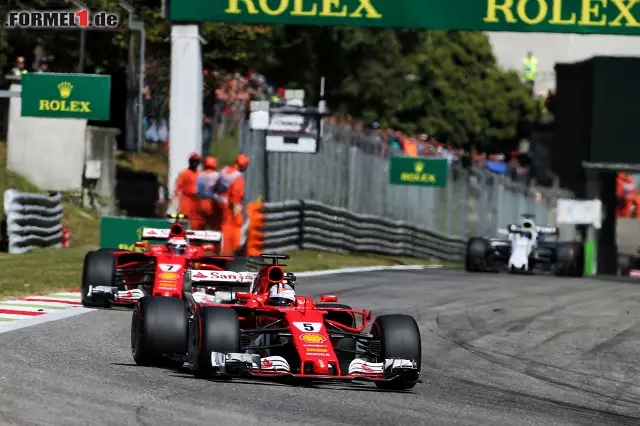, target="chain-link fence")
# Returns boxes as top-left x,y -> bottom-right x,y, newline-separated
239,121 -> 576,240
